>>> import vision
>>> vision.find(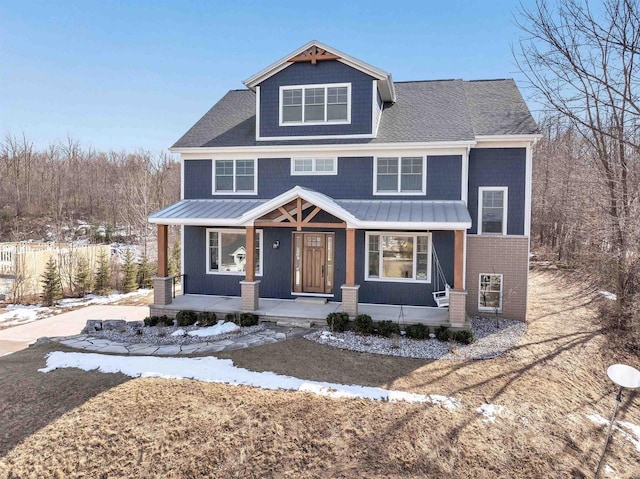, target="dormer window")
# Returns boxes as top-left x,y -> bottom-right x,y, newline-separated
279,83 -> 351,126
